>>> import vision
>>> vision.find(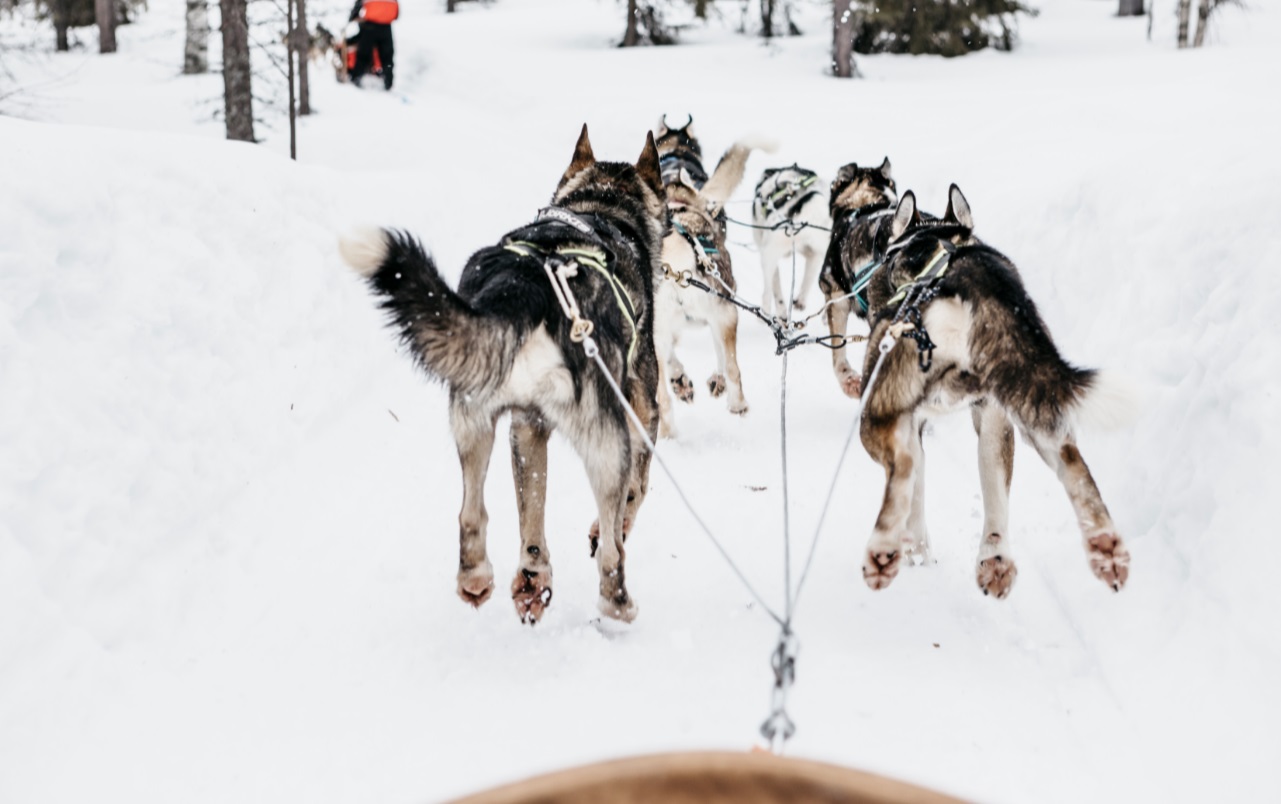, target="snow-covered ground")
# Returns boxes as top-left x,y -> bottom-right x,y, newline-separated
2,1 -> 1278,802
